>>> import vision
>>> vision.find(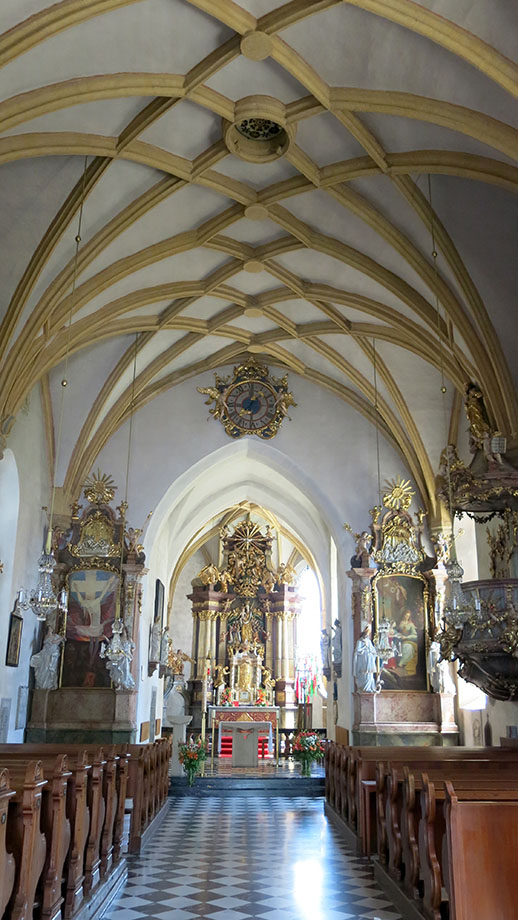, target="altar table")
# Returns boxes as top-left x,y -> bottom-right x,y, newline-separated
208,706 -> 280,765
218,721 -> 273,767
